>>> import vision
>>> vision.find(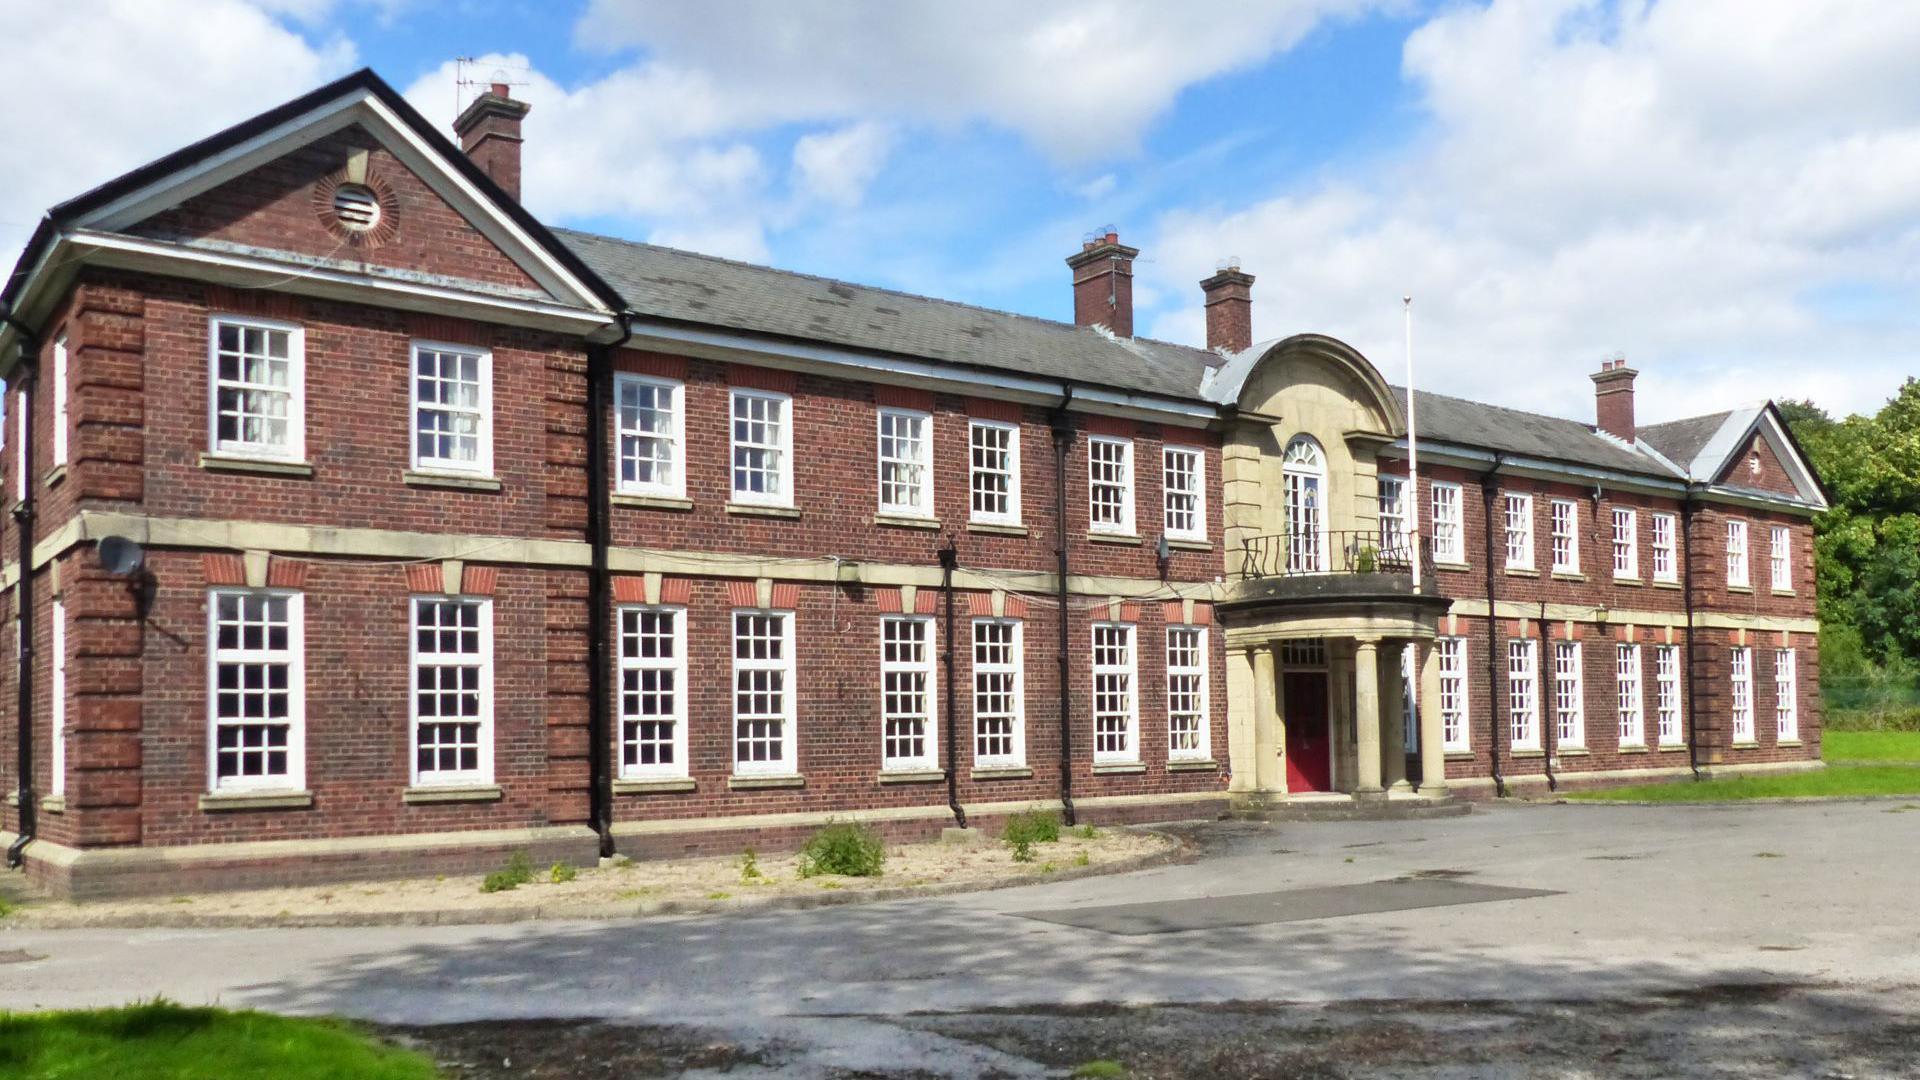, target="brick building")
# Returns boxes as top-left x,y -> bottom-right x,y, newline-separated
0,71 -> 1825,897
